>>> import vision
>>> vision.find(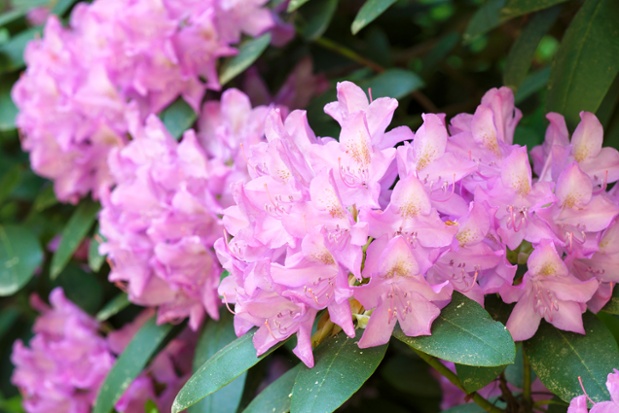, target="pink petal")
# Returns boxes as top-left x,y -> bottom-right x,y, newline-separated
556,163 -> 593,209
572,112 -> 603,162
